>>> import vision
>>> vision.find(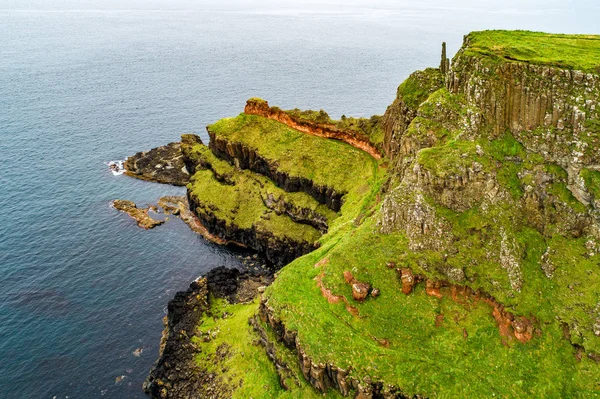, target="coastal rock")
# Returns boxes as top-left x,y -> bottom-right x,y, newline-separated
144,267 -> 273,399
158,196 -> 228,245
244,98 -> 382,159
207,131 -> 344,212
112,199 -> 164,229
125,142 -> 189,186
188,190 -> 319,267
